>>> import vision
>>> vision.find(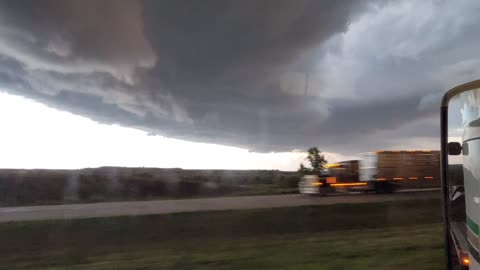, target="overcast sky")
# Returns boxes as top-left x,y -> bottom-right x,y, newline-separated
0,0 -> 479,169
